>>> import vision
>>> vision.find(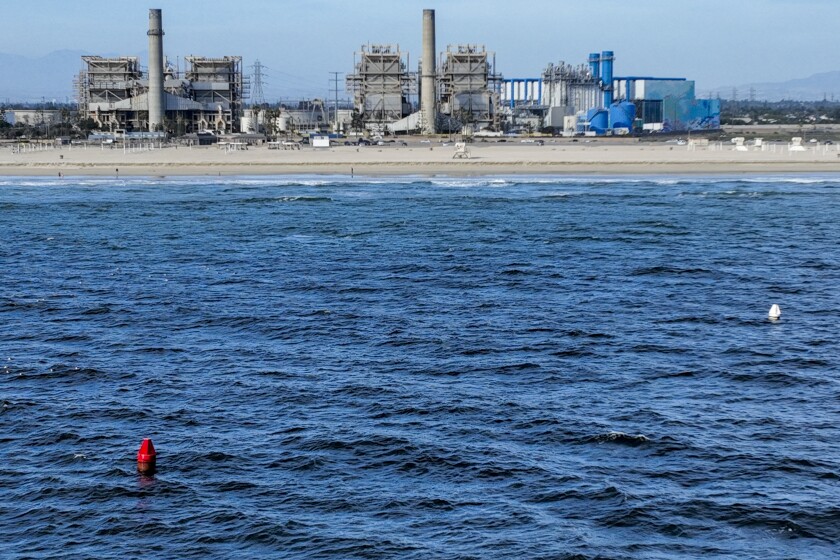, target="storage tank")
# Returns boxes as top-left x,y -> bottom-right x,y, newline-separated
587,107 -> 608,134
608,101 -> 636,129
620,101 -> 636,125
